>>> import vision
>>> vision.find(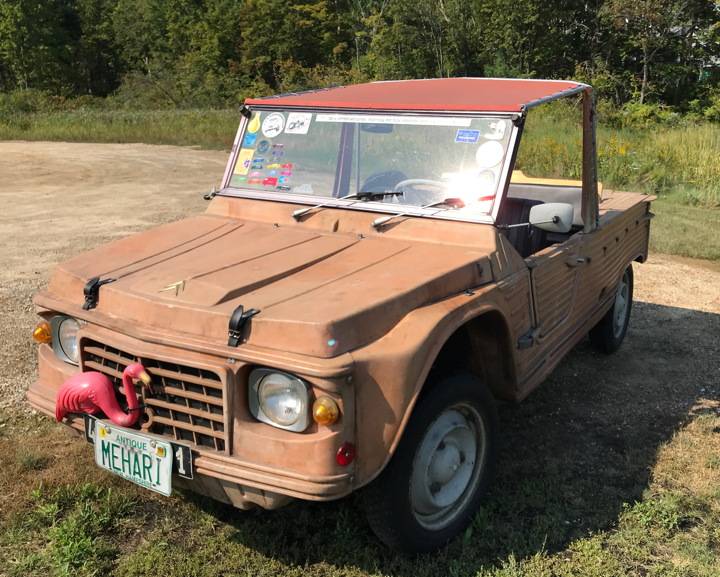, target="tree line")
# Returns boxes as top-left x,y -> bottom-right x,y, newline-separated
0,0 -> 718,110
